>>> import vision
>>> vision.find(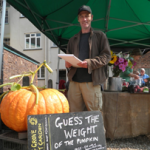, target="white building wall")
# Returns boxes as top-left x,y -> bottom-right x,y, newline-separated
0,6 -> 10,40
8,6 -> 67,89
9,7 -> 45,63
49,41 -> 66,89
